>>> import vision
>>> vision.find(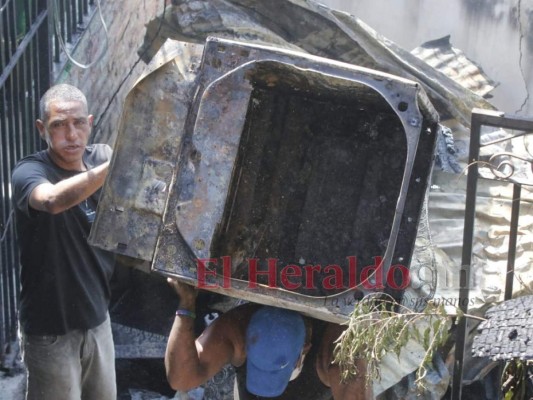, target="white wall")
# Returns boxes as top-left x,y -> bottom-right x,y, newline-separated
320,0 -> 533,117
